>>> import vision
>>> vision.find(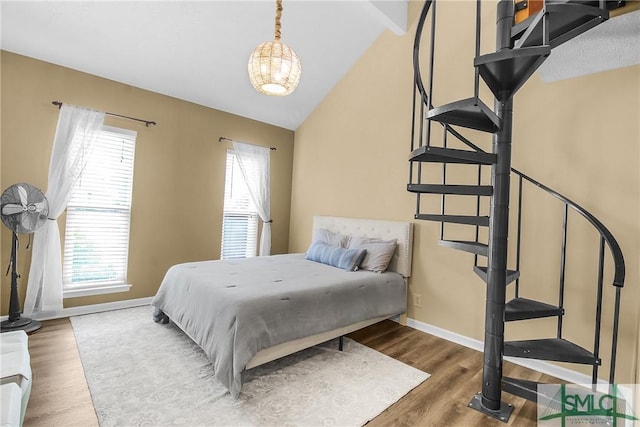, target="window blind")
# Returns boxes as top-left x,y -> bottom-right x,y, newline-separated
221,150 -> 258,259
63,126 -> 136,290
